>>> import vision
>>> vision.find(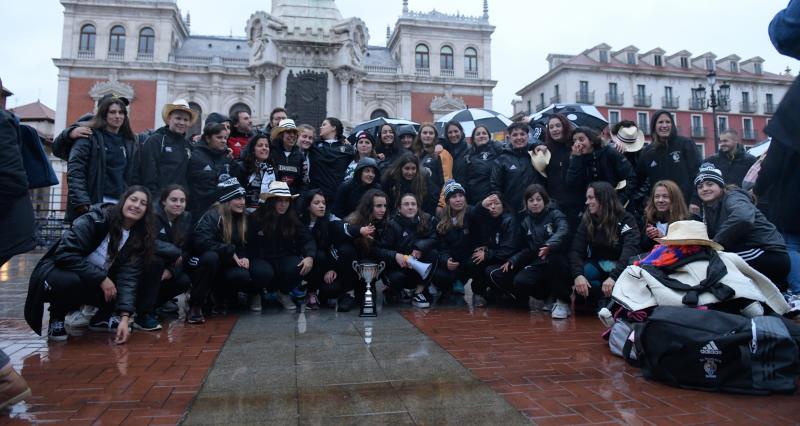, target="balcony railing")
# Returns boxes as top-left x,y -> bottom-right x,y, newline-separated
605,93 -> 624,106
575,91 -> 595,104
440,68 -> 454,77
136,52 -> 154,61
107,51 -> 124,61
764,103 -> 776,114
716,99 -> 731,112
740,101 -> 758,114
535,102 -> 545,112
633,94 -> 652,107
77,50 -> 95,59
691,126 -> 707,138
689,98 -> 705,110
364,65 -> 397,74
415,67 -> 430,77
550,95 -> 561,104
465,69 -> 479,78
743,128 -> 757,140
661,96 -> 680,109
